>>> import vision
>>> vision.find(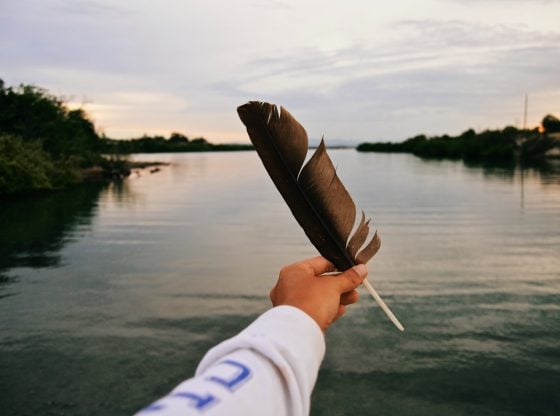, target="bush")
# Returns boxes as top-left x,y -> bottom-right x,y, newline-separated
0,134 -> 81,195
